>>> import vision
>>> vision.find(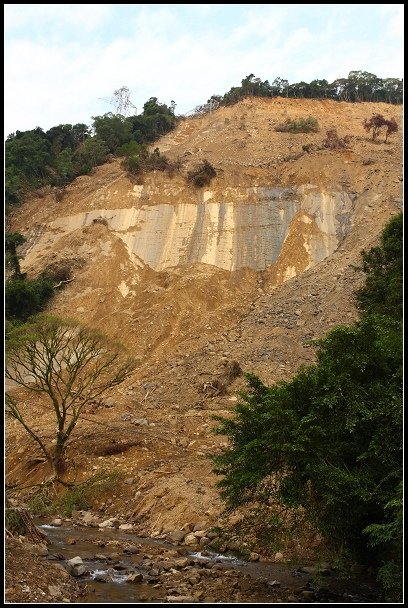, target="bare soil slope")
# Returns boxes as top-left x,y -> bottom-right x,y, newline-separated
5,97 -> 402,602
